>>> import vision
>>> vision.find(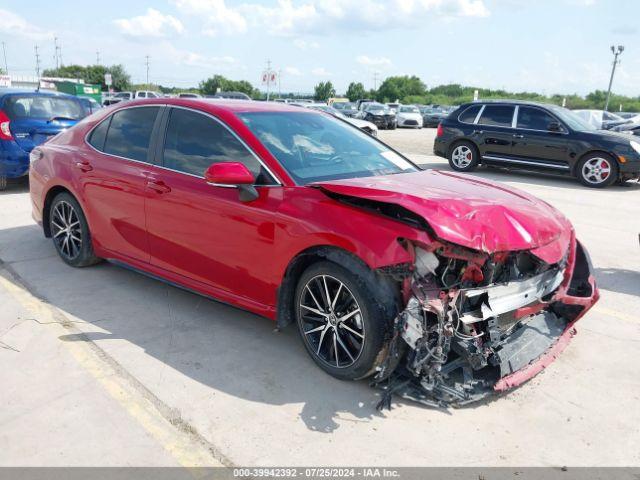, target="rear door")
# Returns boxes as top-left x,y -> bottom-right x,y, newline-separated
2,94 -> 85,153
510,106 -> 570,171
81,105 -> 163,263
473,104 -> 516,162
